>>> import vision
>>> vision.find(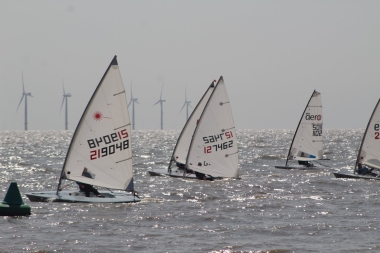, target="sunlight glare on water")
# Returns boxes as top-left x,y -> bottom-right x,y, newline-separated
1,129 -> 380,252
